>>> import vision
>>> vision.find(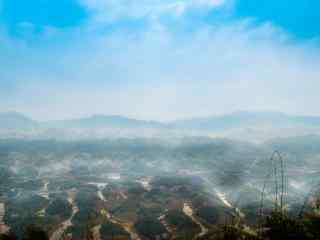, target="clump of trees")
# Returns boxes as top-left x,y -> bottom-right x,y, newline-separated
263,211 -> 308,240
0,225 -> 48,240
165,209 -> 201,238
1,204 -> 320,240
134,216 -> 168,240
197,210 -> 320,240
100,220 -> 131,240
46,198 -> 72,219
